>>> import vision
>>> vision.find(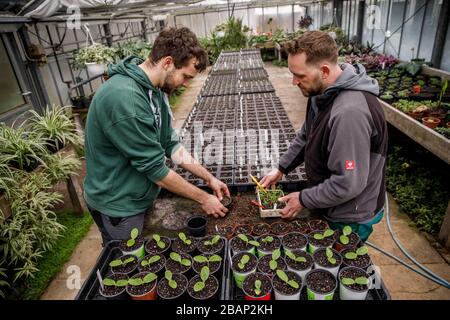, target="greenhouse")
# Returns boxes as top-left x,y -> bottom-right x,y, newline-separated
0,0 -> 449,304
